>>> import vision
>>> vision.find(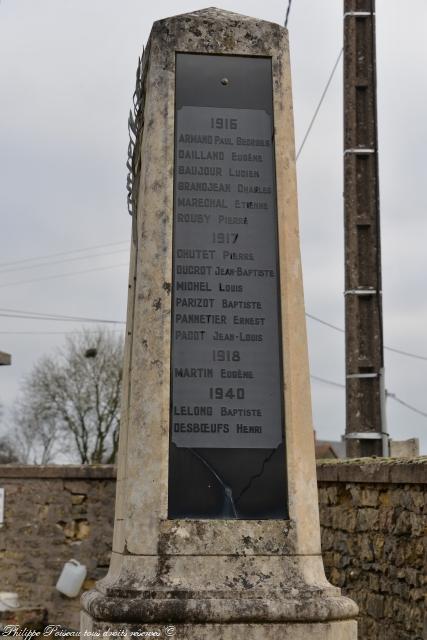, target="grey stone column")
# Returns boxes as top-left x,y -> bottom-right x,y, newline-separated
81,8 -> 358,638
